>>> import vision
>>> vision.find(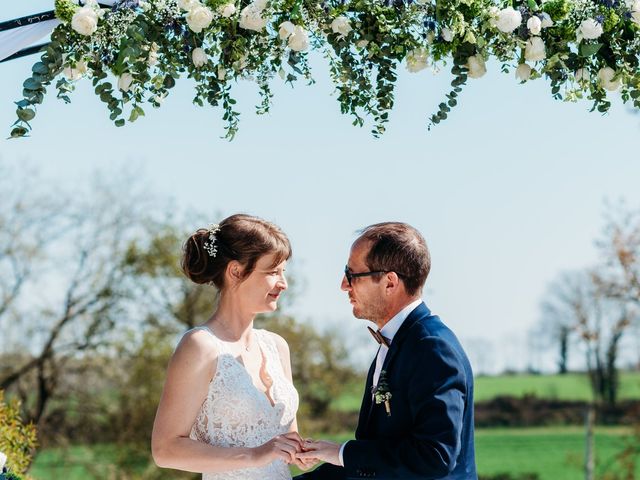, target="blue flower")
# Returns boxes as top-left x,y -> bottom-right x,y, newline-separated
113,0 -> 140,10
